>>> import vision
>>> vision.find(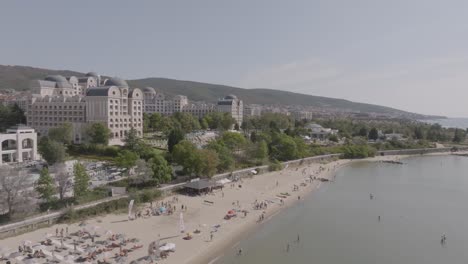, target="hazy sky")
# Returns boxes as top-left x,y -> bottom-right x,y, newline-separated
1,0 -> 468,117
